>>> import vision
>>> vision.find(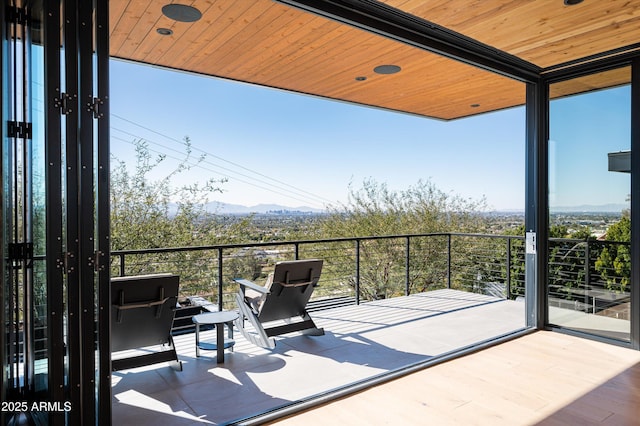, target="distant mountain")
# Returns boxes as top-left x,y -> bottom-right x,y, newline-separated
550,203 -> 629,213
203,202 -> 325,214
